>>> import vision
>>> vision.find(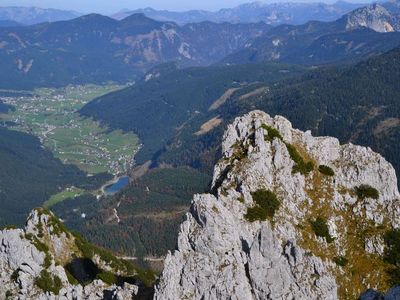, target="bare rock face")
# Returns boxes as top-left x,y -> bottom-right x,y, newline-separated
0,209 -> 140,299
345,4 -> 400,32
155,110 -> 400,299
